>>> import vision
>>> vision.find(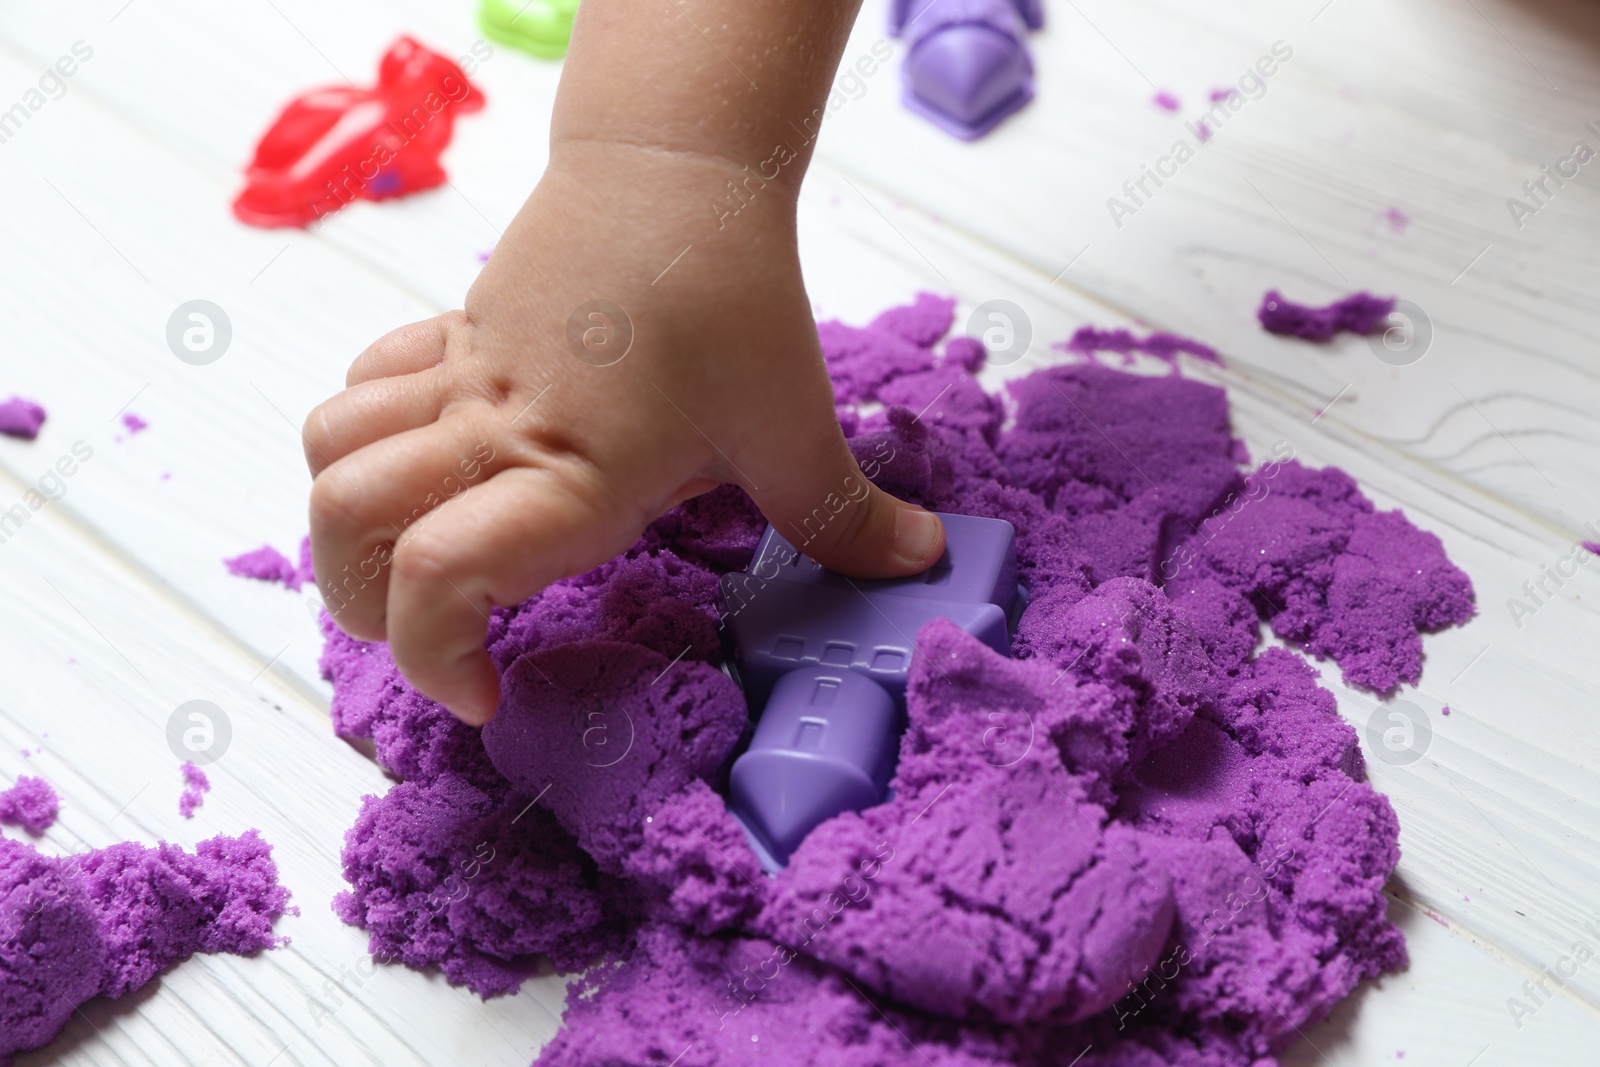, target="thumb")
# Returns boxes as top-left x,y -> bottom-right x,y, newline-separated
747,432 -> 945,579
